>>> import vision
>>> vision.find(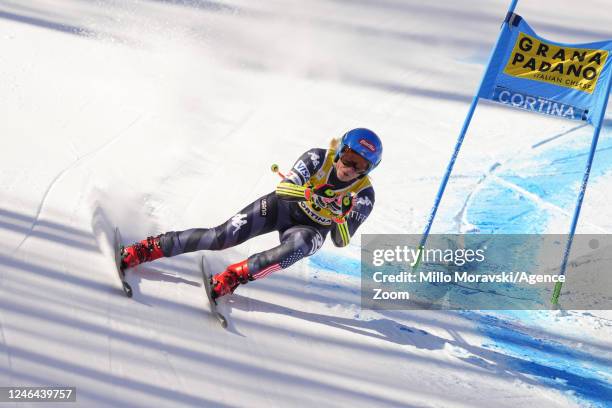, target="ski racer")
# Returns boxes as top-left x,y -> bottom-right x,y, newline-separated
119,128 -> 382,299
